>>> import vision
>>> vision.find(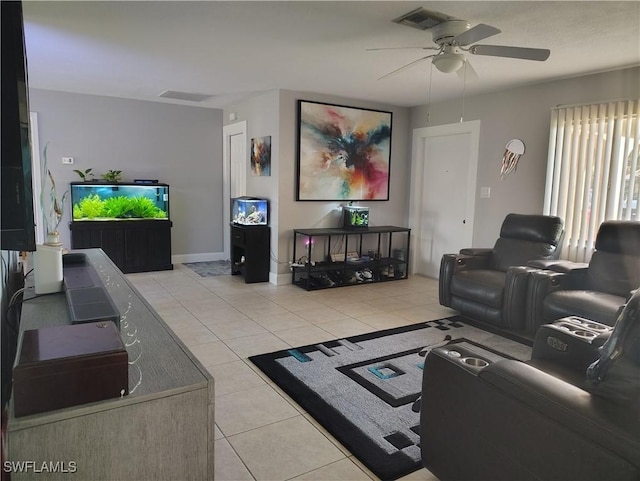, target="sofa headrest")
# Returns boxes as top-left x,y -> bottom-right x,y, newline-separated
595,221 -> 640,256
500,214 -> 564,246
